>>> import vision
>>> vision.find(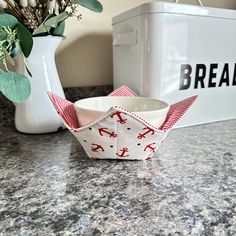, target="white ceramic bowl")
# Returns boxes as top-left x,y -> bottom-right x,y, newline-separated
74,96 -> 170,128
